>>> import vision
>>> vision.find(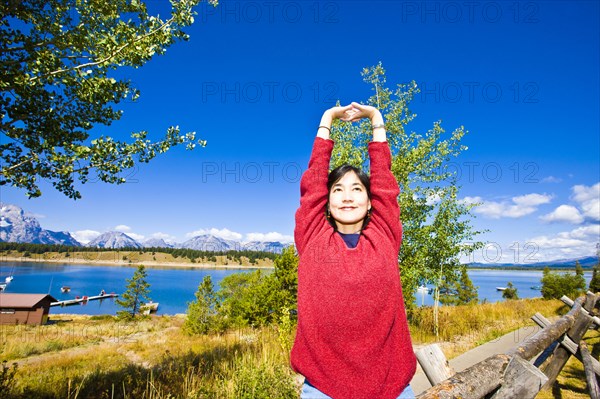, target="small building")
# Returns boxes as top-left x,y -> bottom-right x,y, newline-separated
0,293 -> 57,325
